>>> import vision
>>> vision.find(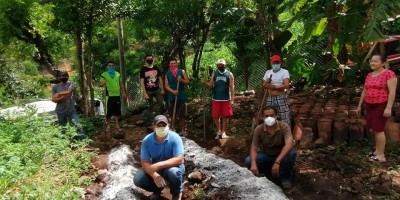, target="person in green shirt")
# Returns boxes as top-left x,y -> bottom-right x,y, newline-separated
100,61 -> 127,133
